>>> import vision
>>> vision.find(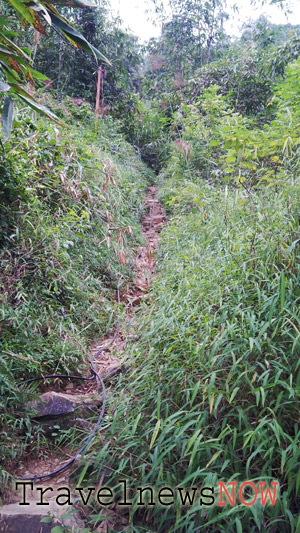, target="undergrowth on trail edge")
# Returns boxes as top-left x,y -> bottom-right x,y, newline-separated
83,180 -> 300,532
79,65 -> 300,532
0,97 -> 151,485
